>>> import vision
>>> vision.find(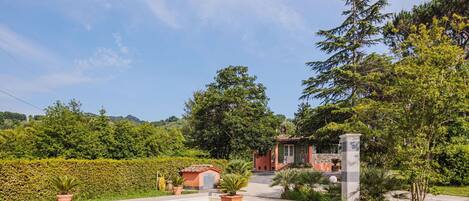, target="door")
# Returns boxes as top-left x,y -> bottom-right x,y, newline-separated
283,144 -> 294,164
203,173 -> 215,189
